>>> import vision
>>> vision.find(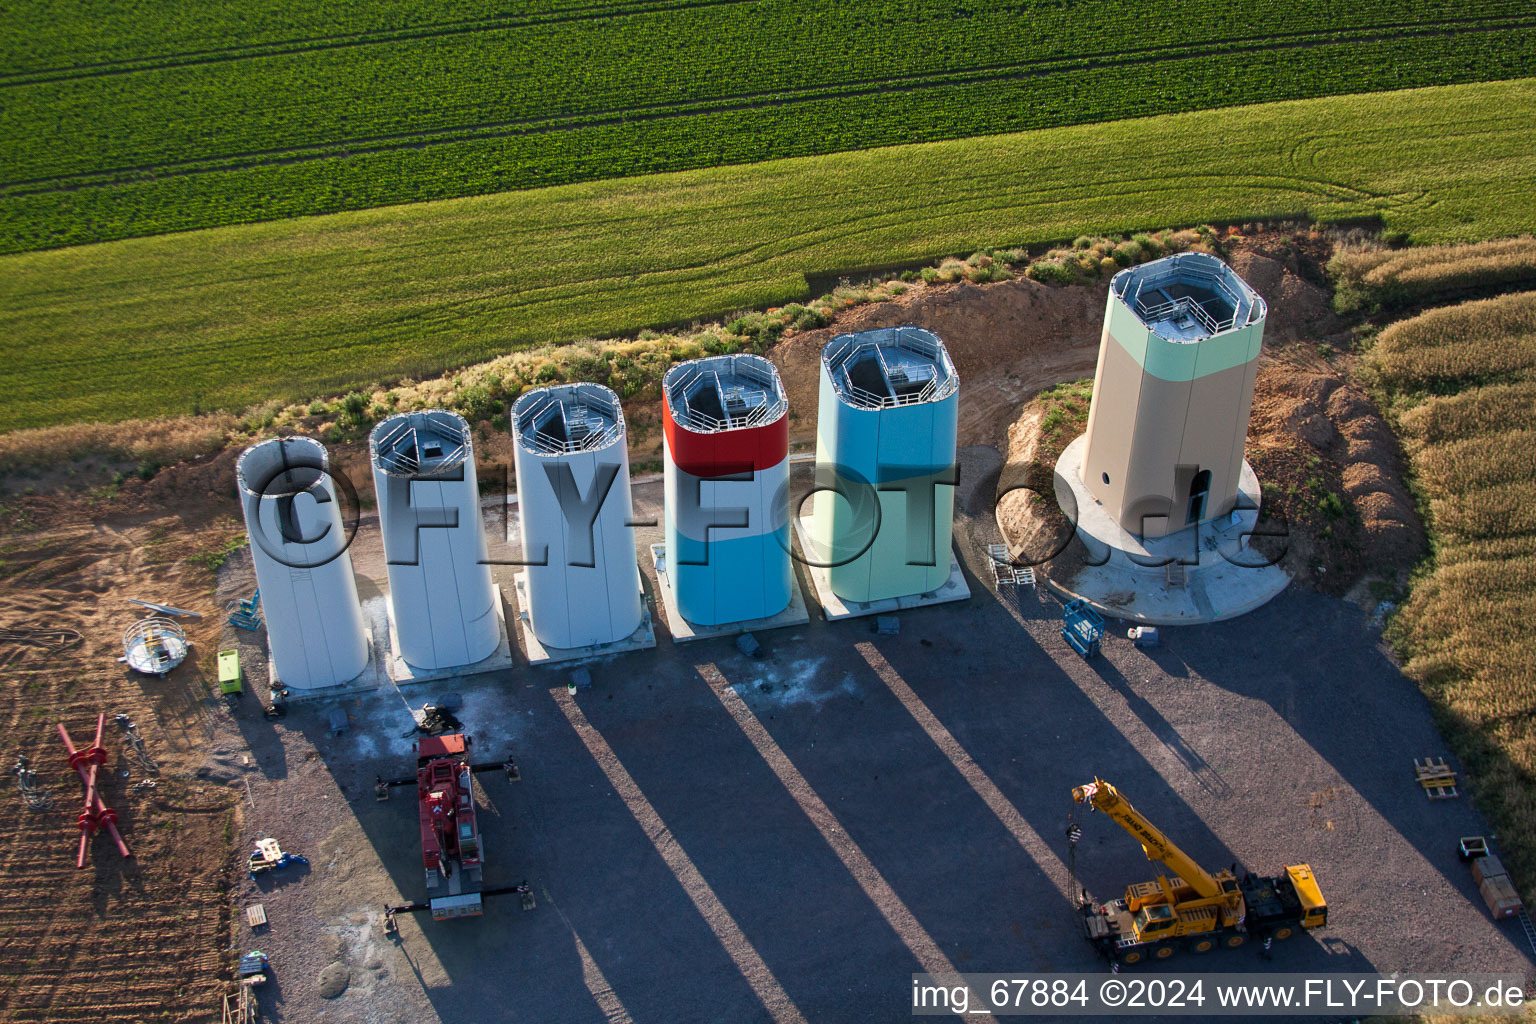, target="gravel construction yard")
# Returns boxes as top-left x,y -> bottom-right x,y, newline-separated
213,451 -> 1533,1024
